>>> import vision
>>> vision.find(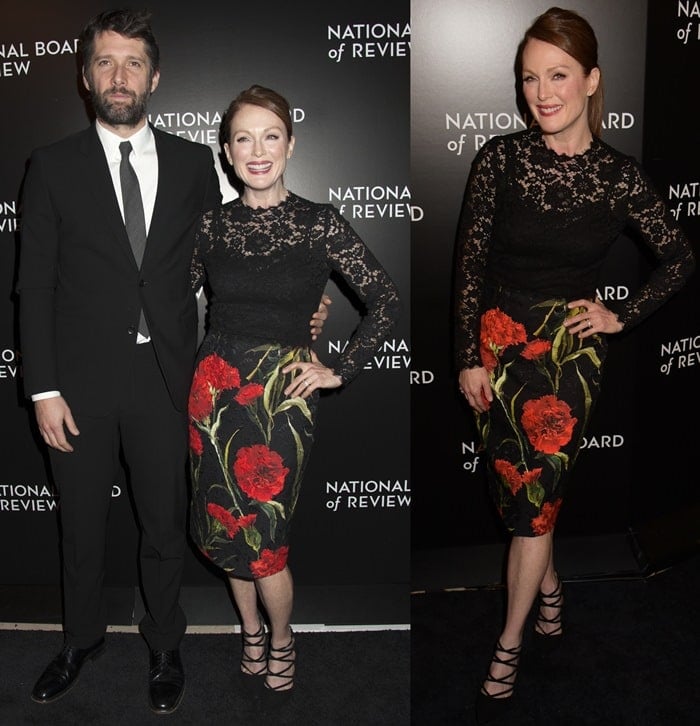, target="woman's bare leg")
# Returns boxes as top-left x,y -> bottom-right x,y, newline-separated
482,532 -> 553,696
229,576 -> 266,674
255,565 -> 295,691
